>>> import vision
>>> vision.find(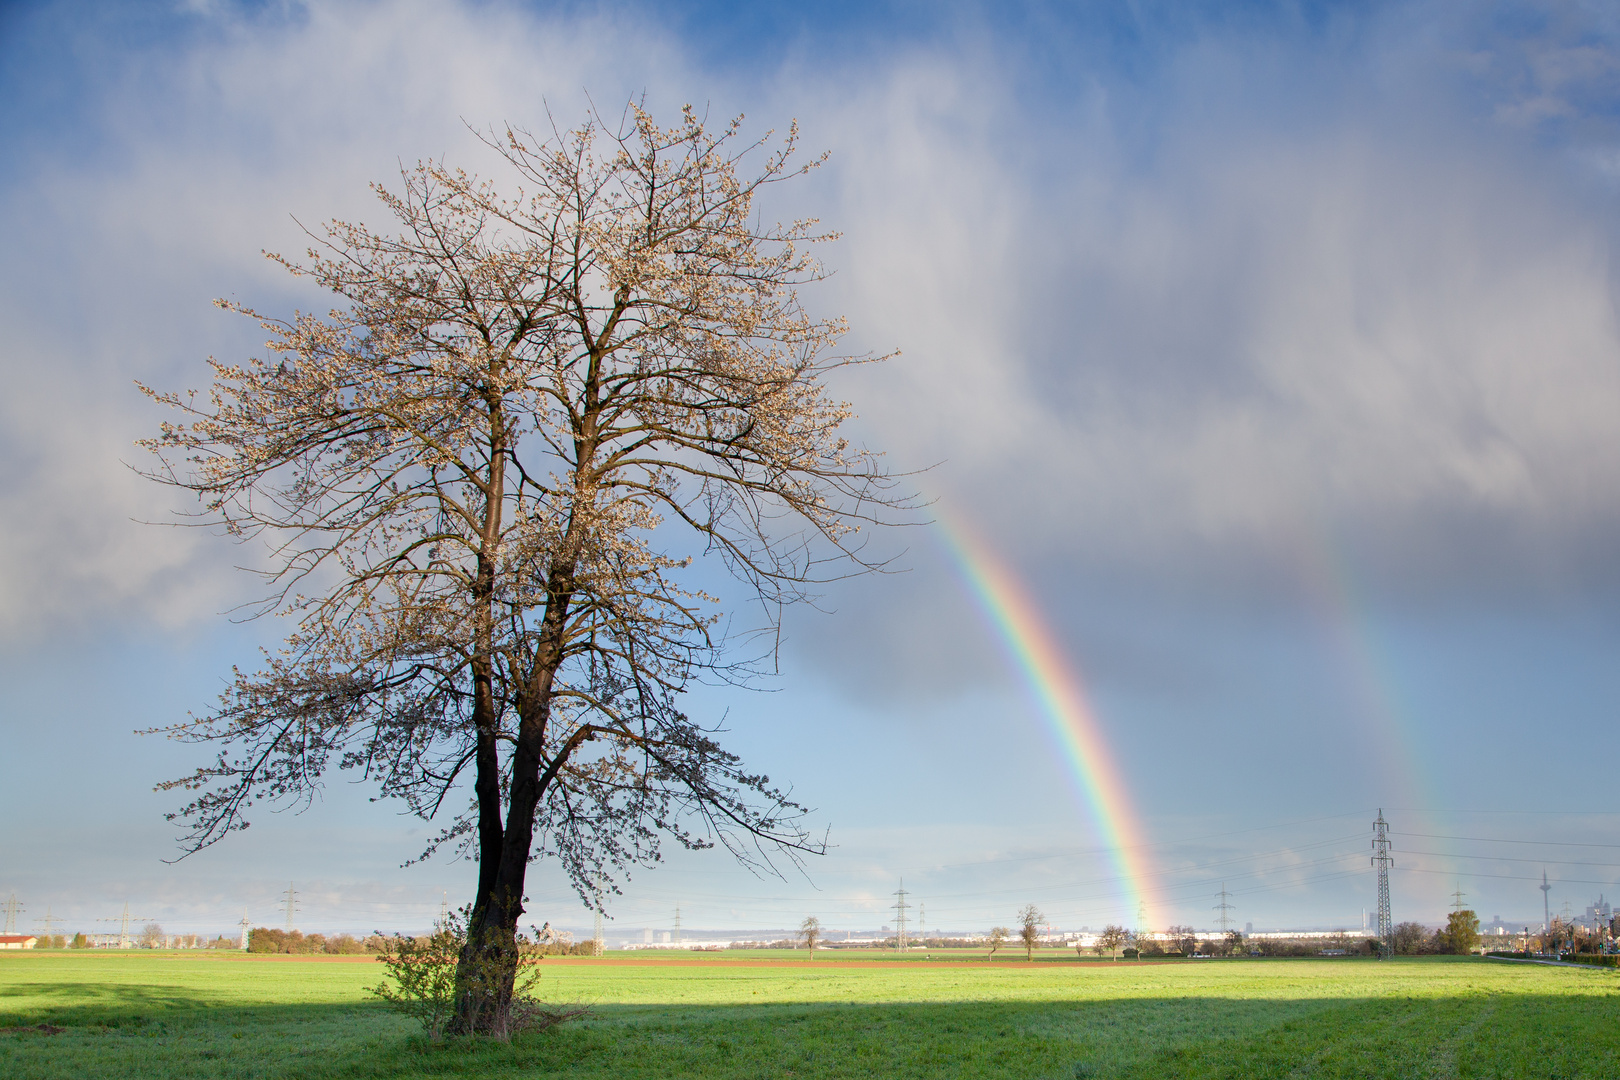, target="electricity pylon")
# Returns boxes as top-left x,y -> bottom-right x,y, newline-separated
1372,809 -> 1394,959
1450,884 -> 1467,911
283,883 -> 299,931
33,907 -> 64,940
1214,884 -> 1235,933
893,880 -> 910,951
2,893 -> 21,934
97,902 -> 151,949
591,875 -> 604,957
